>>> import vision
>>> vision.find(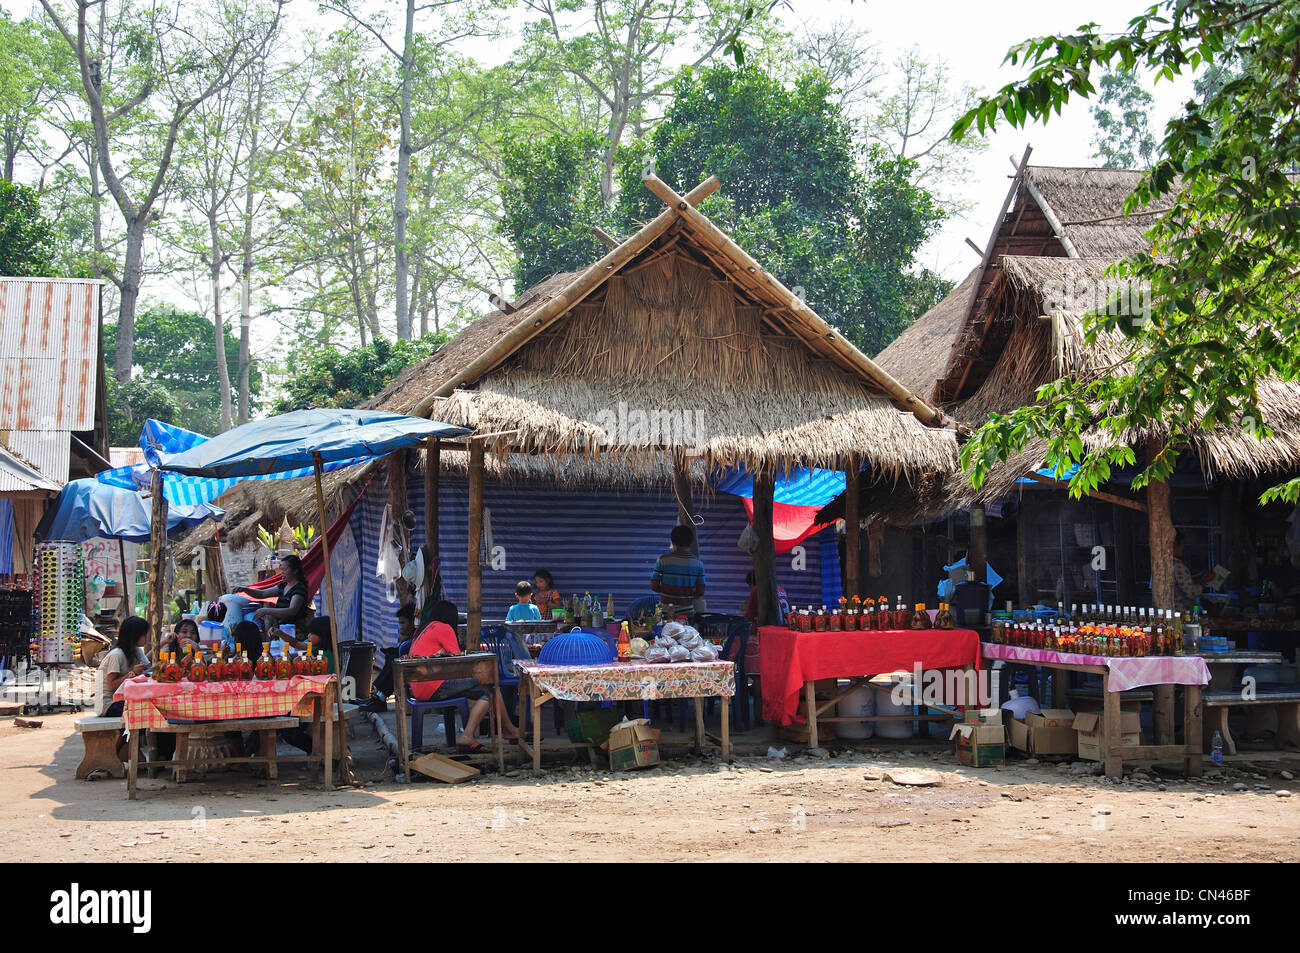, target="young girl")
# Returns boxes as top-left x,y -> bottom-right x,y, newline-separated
98,616 -> 150,717
159,618 -> 201,658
